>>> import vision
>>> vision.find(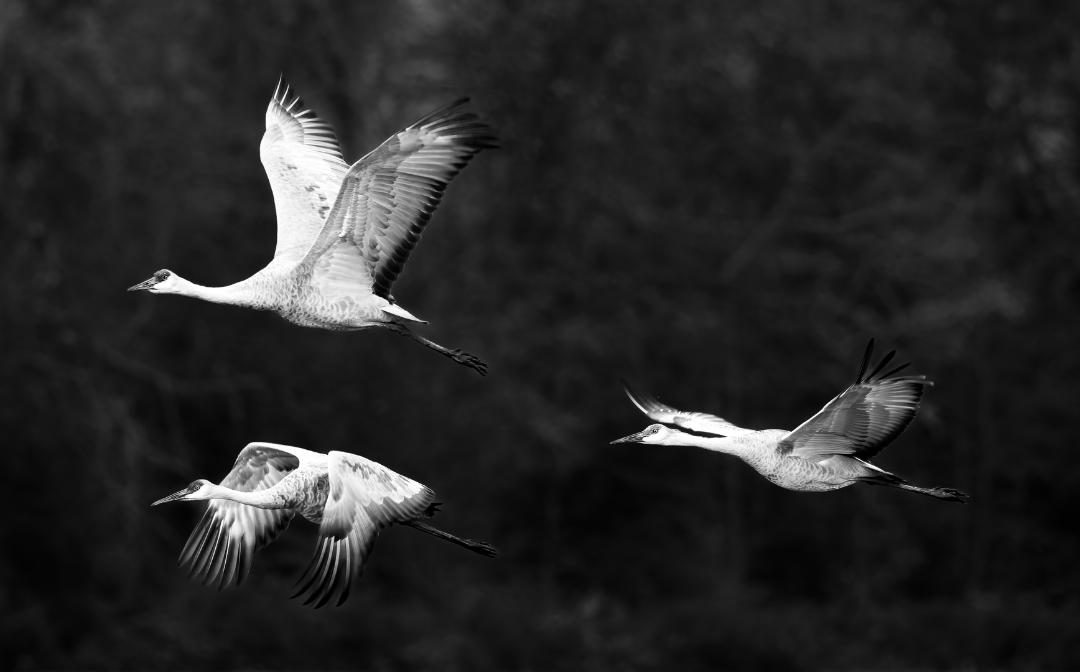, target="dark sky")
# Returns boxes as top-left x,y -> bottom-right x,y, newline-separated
2,1 -> 1078,670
